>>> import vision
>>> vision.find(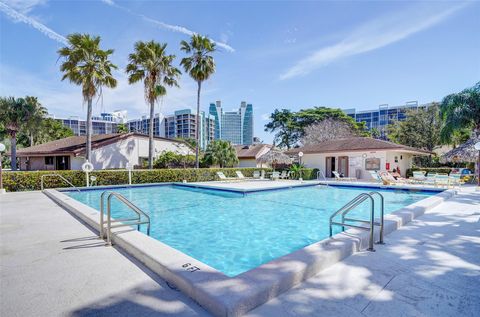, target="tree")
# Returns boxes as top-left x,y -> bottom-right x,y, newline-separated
370,127 -> 381,139
180,34 -> 216,168
58,33 -> 117,162
116,123 -> 129,133
153,151 -> 195,168
264,109 -> 300,149
23,96 -> 48,146
440,82 -> 480,141
0,97 -> 34,170
32,118 -> 74,145
203,140 -> 238,168
387,104 -> 441,152
264,107 -> 367,148
301,118 -> 359,146
126,40 -> 180,169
